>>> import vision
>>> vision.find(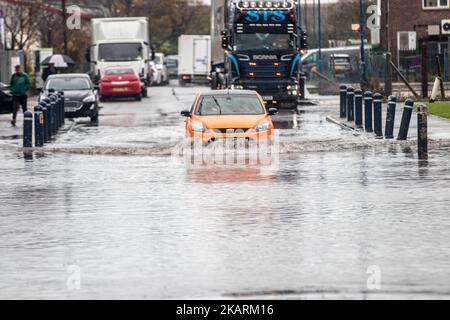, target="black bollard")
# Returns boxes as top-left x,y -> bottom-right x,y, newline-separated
59,92 -> 65,125
346,86 -> 355,122
42,99 -> 52,141
373,93 -> 383,138
354,89 -> 363,129
48,100 -> 55,139
364,91 -> 373,133
34,106 -> 44,147
50,99 -> 57,135
397,99 -> 414,141
23,111 -> 33,148
39,102 -> 49,143
339,85 -> 347,118
417,104 -> 428,160
385,96 -> 397,139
